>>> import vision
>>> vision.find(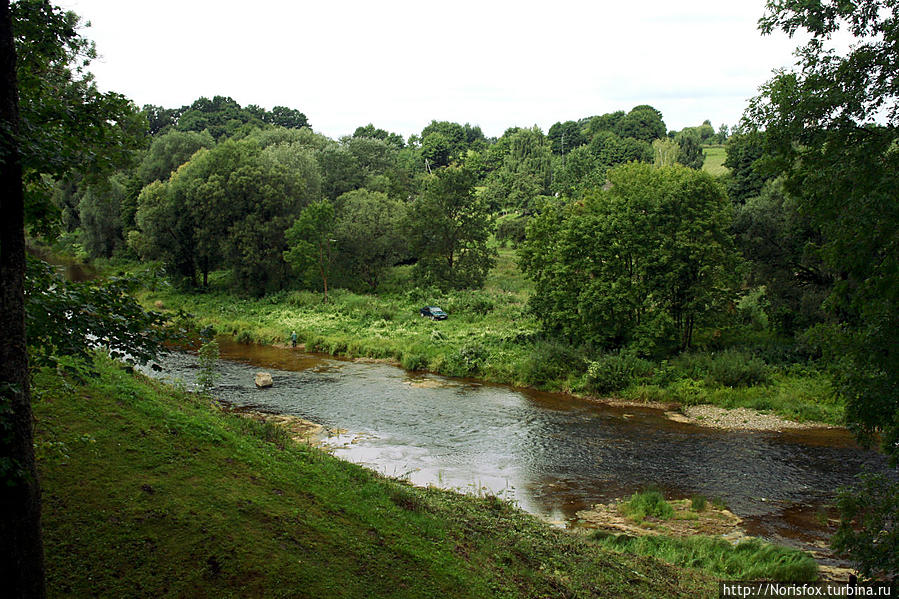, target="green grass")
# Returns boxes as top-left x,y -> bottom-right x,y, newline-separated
702,145 -> 728,176
33,356 -> 714,597
621,489 -> 676,522
591,534 -> 818,583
